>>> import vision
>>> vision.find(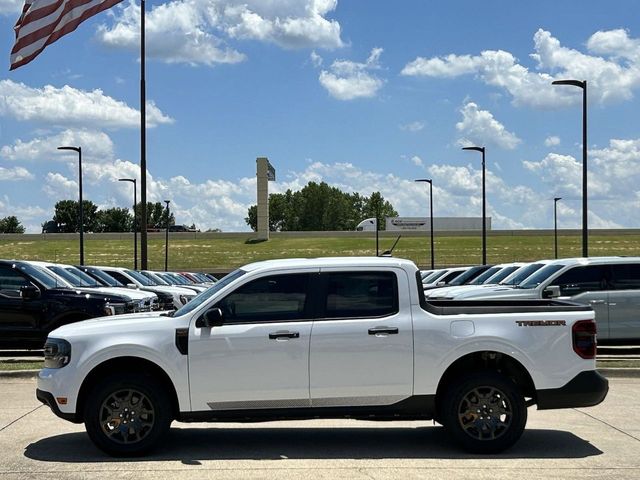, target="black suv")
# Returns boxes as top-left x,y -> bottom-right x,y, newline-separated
0,260 -> 135,349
